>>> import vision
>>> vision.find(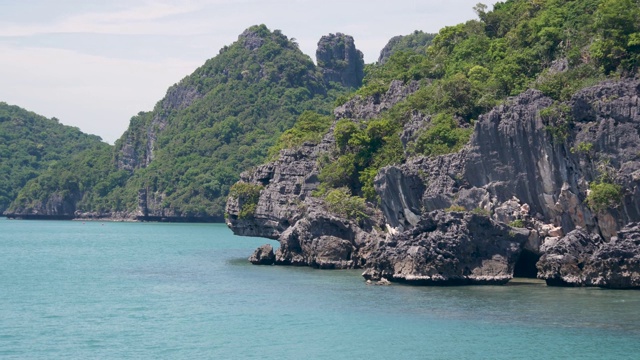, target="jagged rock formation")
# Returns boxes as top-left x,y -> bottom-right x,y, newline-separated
538,224 -> 640,289
381,80 -> 640,239
227,78 -> 640,288
334,80 -> 420,121
316,33 -> 364,89
226,81 -> 414,268
363,211 -> 529,285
